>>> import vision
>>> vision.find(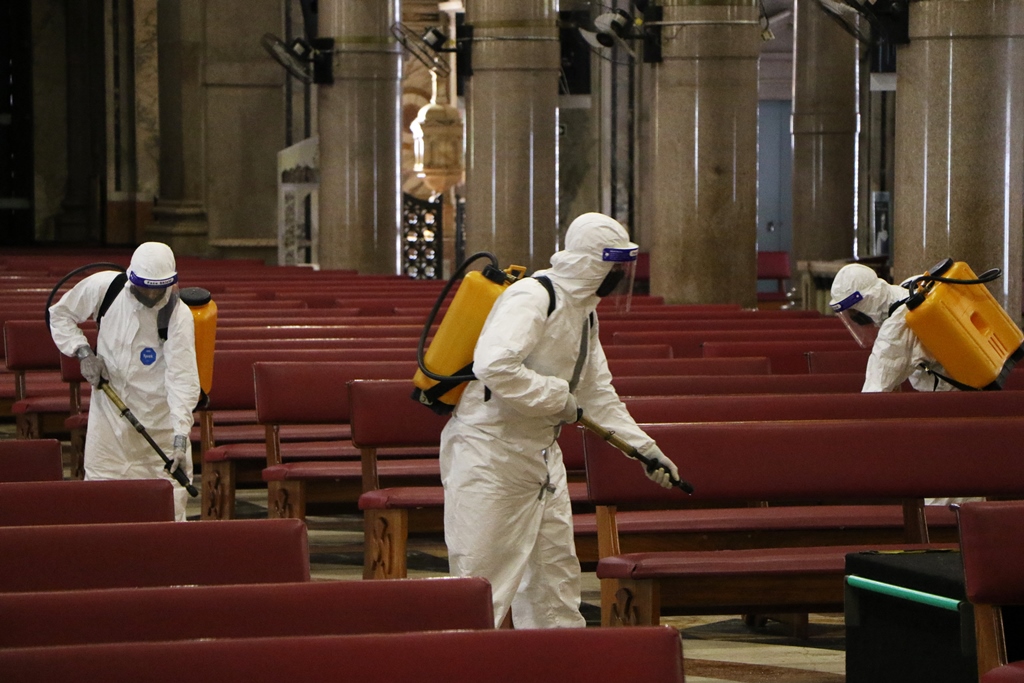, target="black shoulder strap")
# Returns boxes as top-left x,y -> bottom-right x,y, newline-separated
96,273 -> 128,331
533,276 -> 556,317
918,363 -> 982,392
888,297 -> 909,318
156,290 -> 179,342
